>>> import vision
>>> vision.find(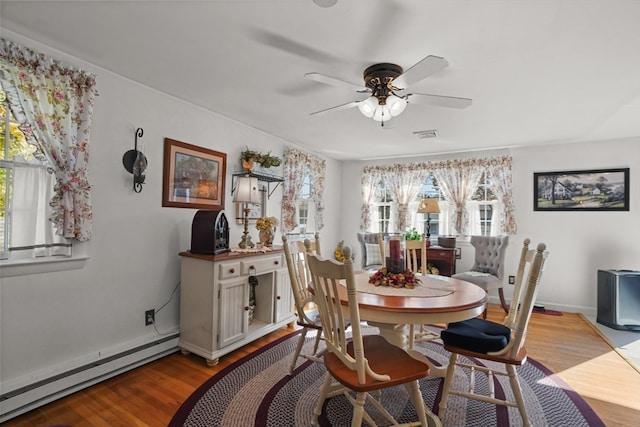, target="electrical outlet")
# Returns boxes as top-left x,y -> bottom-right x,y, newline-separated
508,275 -> 516,285
145,309 -> 155,326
